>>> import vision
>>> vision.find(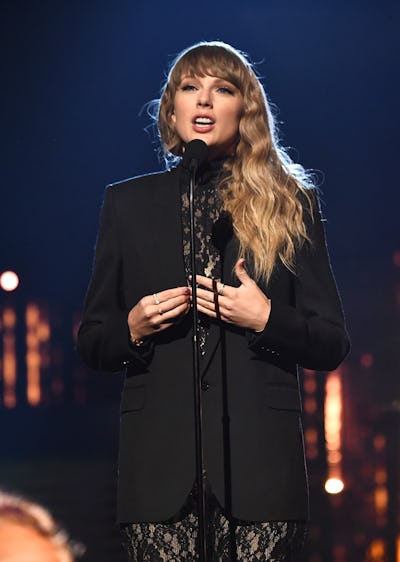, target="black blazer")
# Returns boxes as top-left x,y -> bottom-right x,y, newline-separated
77,164 -> 350,524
